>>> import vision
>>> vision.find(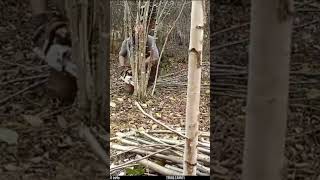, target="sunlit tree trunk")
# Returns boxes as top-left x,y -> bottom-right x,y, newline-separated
183,0 -> 204,175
